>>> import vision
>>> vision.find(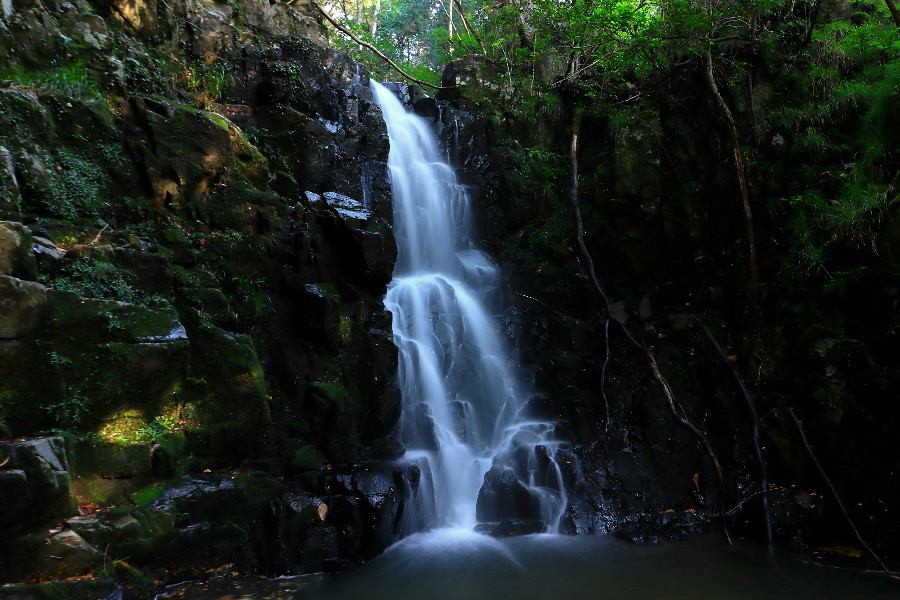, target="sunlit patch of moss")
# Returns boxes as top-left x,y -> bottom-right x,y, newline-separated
97,408 -> 147,444
203,110 -> 267,171
96,402 -> 190,446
